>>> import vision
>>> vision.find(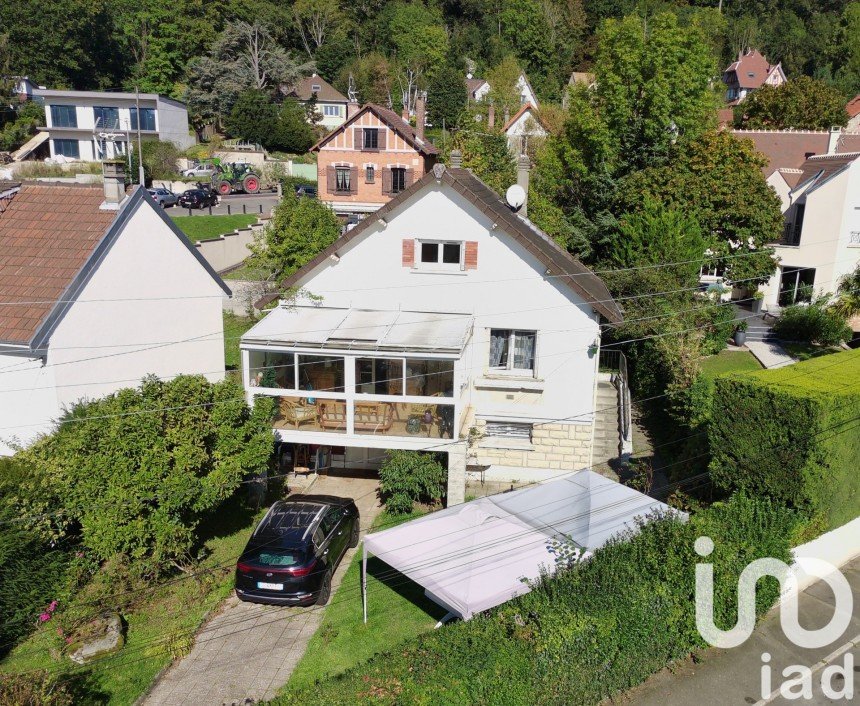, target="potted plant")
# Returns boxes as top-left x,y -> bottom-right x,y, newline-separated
750,290 -> 764,314
733,320 -> 748,346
